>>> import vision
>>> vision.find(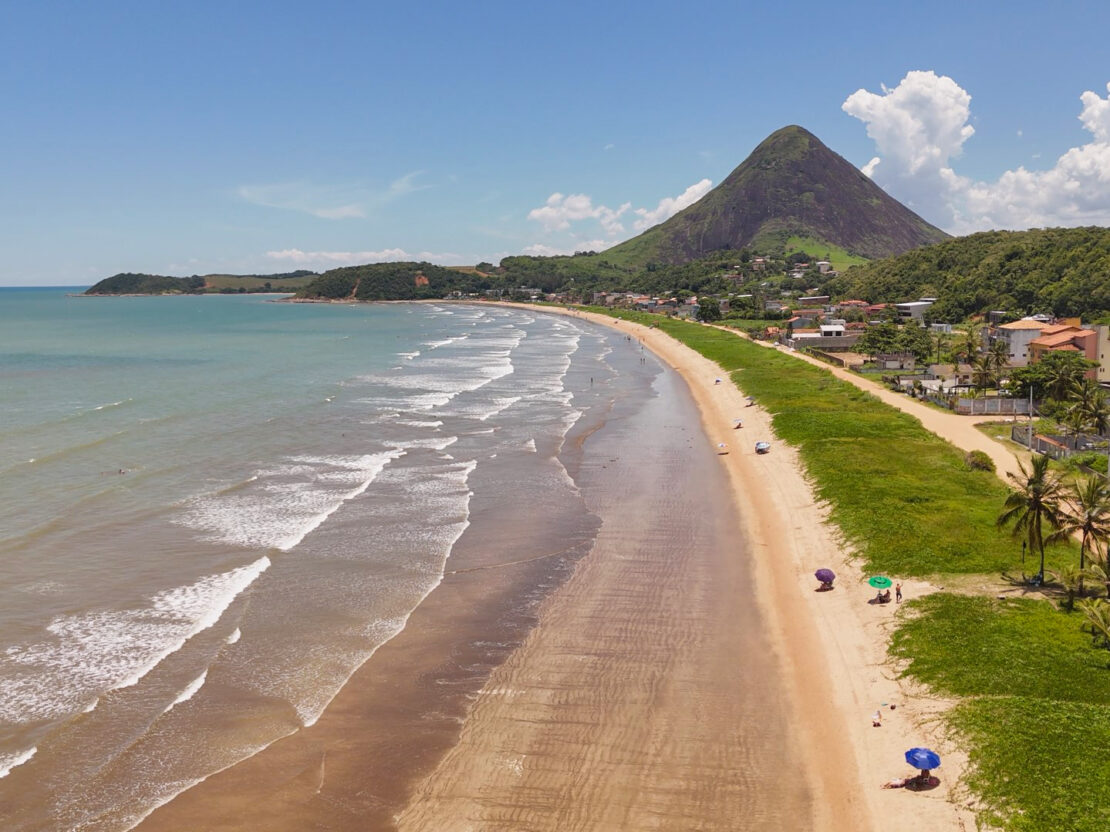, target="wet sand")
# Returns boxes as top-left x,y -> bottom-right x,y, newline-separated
139,318 -> 811,830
